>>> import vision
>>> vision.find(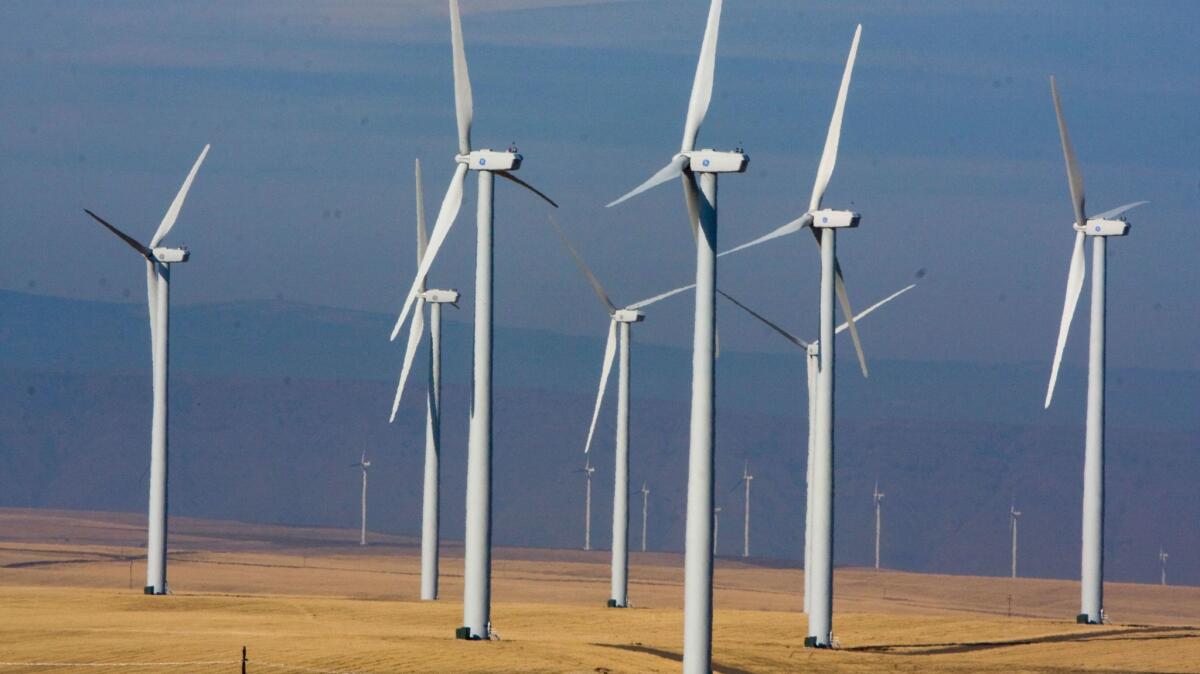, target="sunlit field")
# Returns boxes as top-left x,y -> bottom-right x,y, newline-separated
1,509 -> 1196,673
